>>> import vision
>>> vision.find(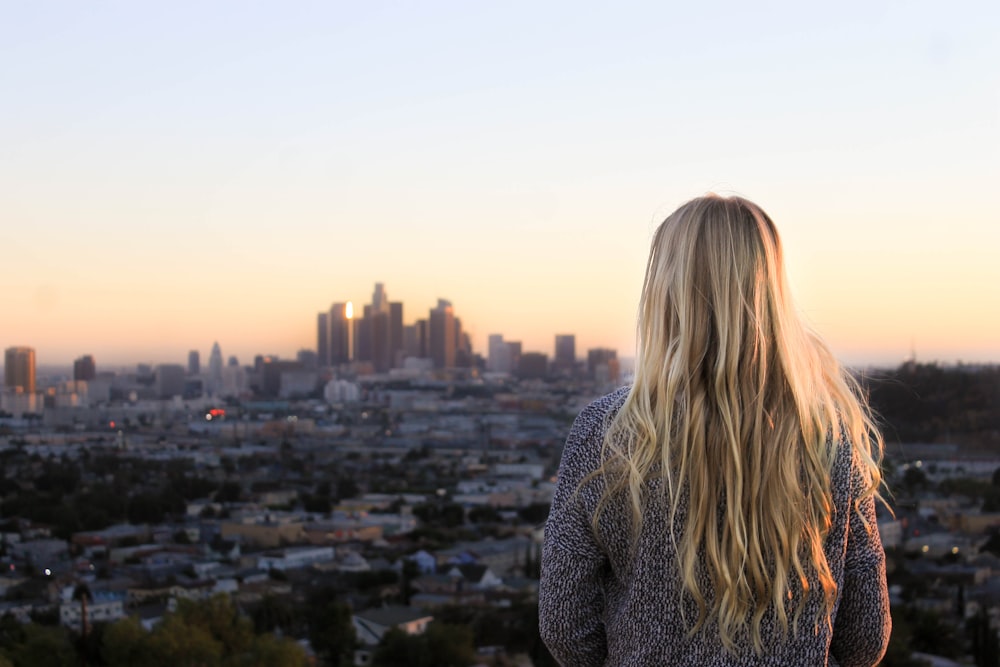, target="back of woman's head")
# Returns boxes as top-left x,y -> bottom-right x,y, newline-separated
597,193 -> 883,654
639,194 -> 789,392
